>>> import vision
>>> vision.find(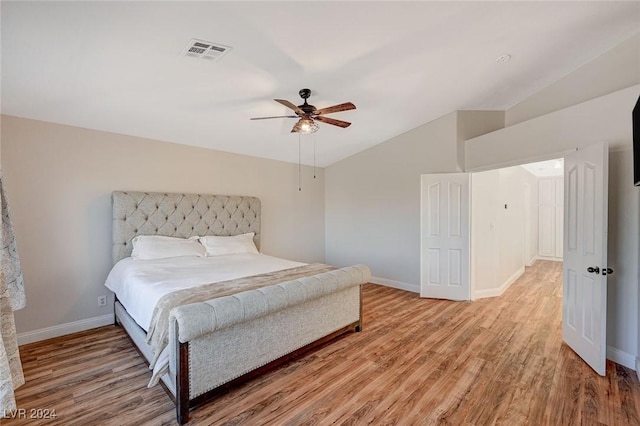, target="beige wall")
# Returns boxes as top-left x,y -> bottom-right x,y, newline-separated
325,110 -> 503,289
471,166 -> 538,297
607,149 -> 639,359
466,84 -> 640,171
496,167 -> 537,285
470,169 -> 500,294
2,115 -> 325,335
456,110 -> 505,171
325,112 -> 459,288
506,33 -> 640,126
